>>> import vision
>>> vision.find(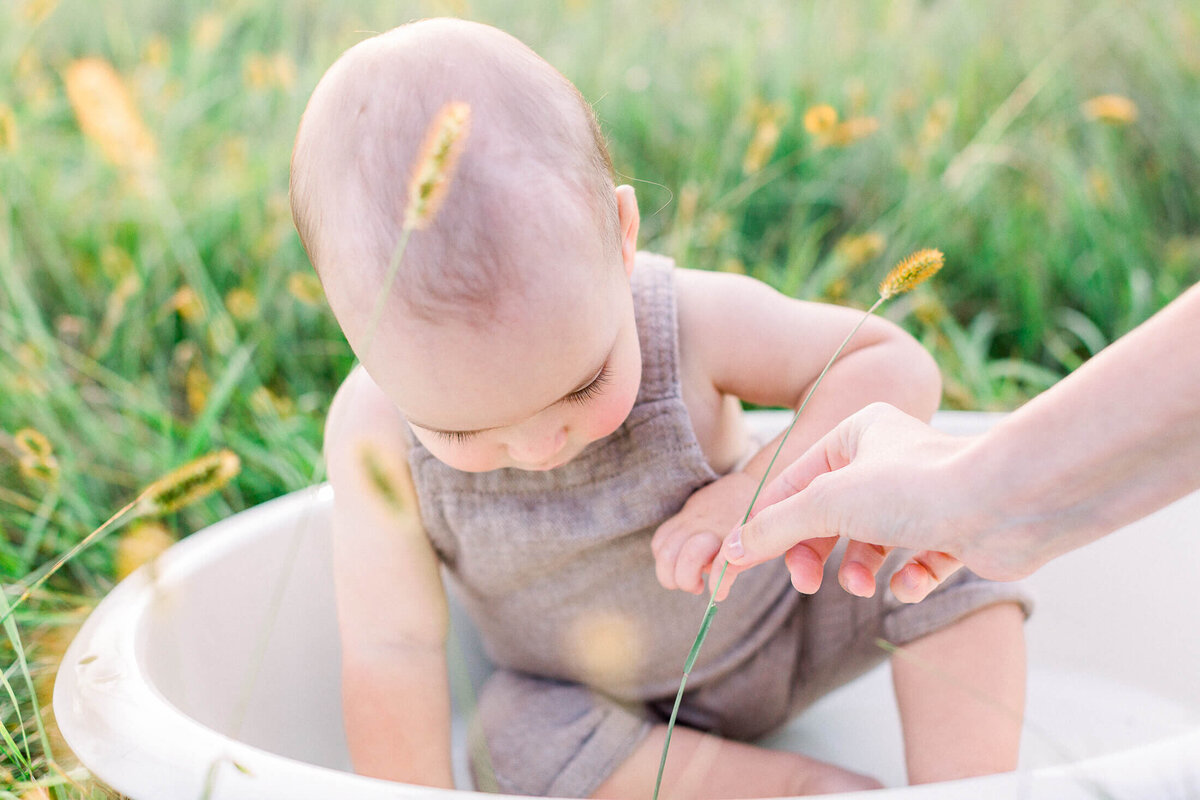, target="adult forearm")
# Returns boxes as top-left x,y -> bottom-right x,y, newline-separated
964,282 -> 1200,574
